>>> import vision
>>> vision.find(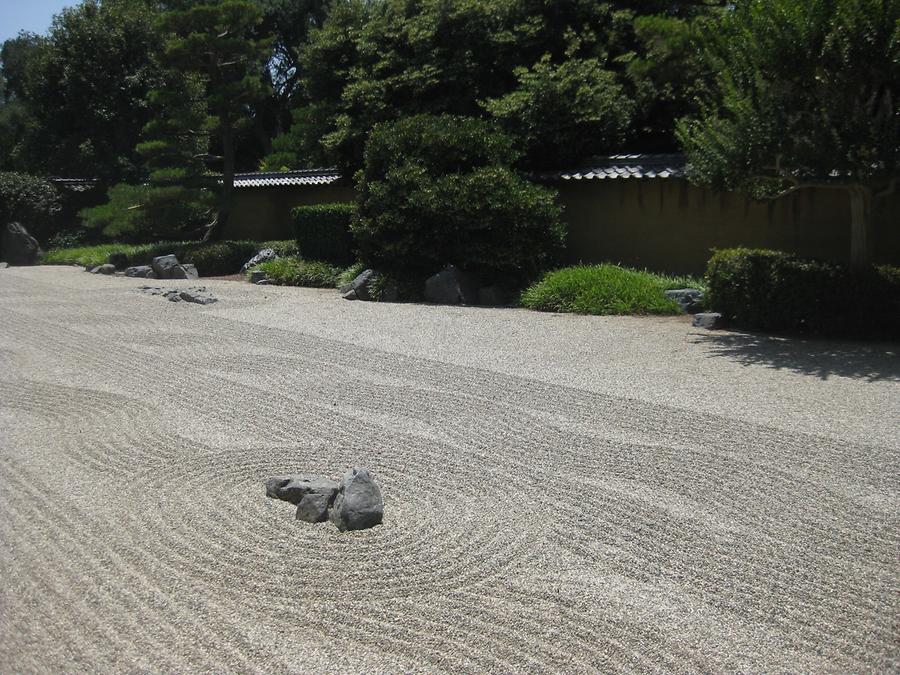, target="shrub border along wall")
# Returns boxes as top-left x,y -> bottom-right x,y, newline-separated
705,248 -> 900,337
292,203 -> 355,265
